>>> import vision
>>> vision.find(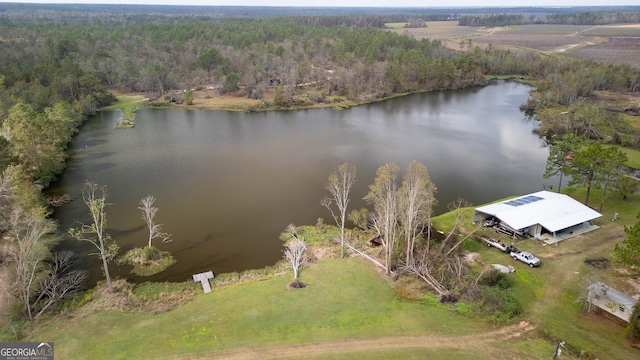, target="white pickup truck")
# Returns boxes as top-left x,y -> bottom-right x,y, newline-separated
510,250 -> 541,267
